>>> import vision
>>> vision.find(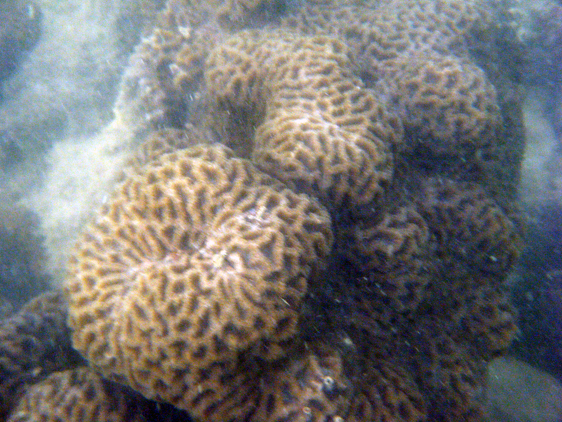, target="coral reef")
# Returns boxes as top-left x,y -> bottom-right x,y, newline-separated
7,367 -> 141,422
114,0 -> 224,138
339,205 -> 433,316
414,178 -> 522,280
59,0 -> 527,421
66,144 -> 333,419
125,126 -> 211,173
0,294 -> 193,422
346,362 -> 426,422
382,54 -> 501,155
6,365 -> 193,421
279,0 -> 491,76
8,367 -> 149,422
206,30 -> 398,213
254,341 -> 353,422
0,291 -> 82,420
